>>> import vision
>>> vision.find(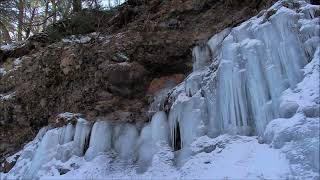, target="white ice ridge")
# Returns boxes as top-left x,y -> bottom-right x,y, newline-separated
1,0 -> 319,180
